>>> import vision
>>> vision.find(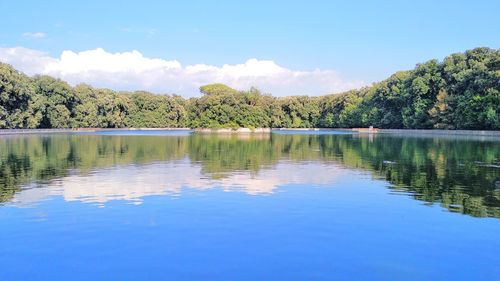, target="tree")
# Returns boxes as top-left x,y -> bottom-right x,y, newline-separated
0,63 -> 40,128
200,83 -> 239,96
0,47 -> 498,130
33,75 -> 75,128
